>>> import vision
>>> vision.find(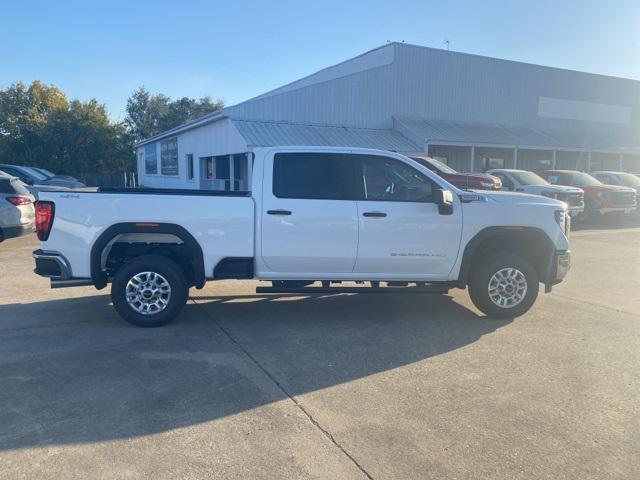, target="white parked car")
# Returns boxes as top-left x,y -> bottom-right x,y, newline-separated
0,175 -> 35,242
487,169 -> 584,216
33,147 -> 571,326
